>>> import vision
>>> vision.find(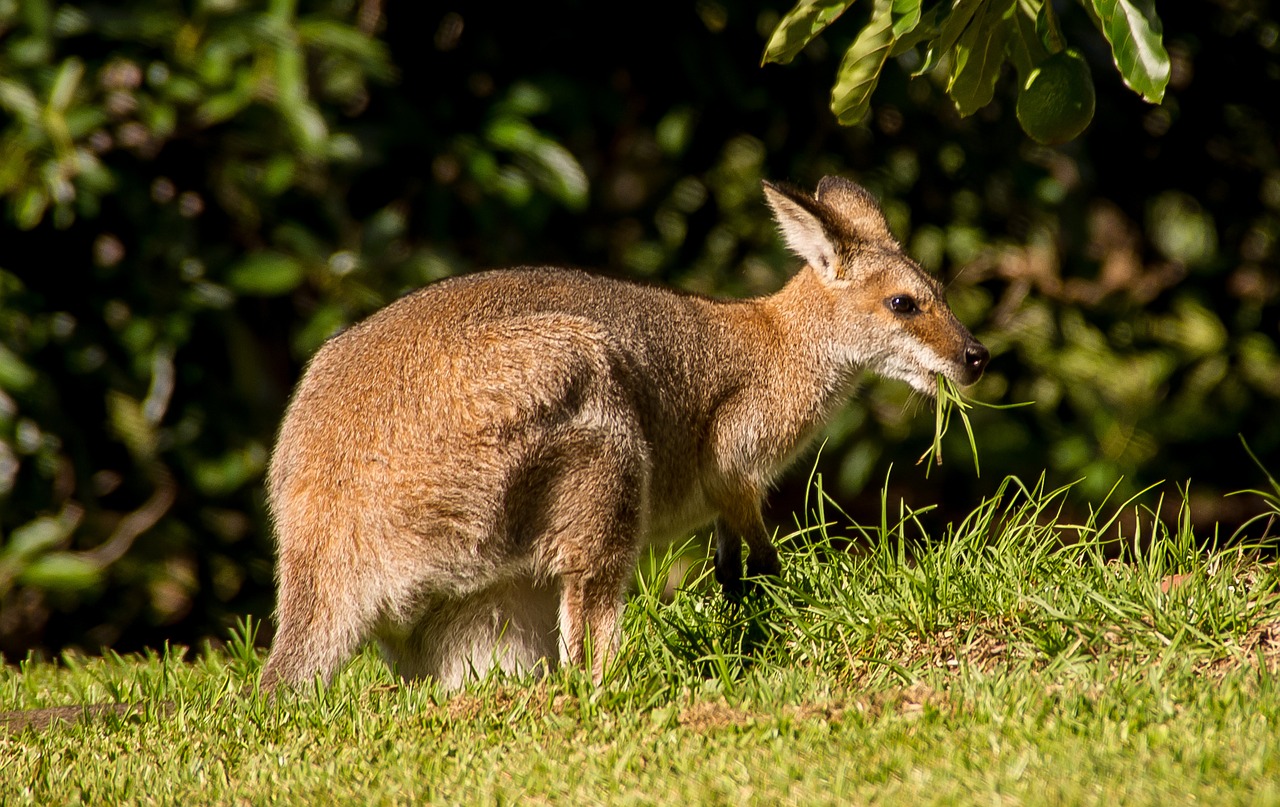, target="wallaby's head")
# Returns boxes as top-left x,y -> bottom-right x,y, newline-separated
764,176 -> 989,395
